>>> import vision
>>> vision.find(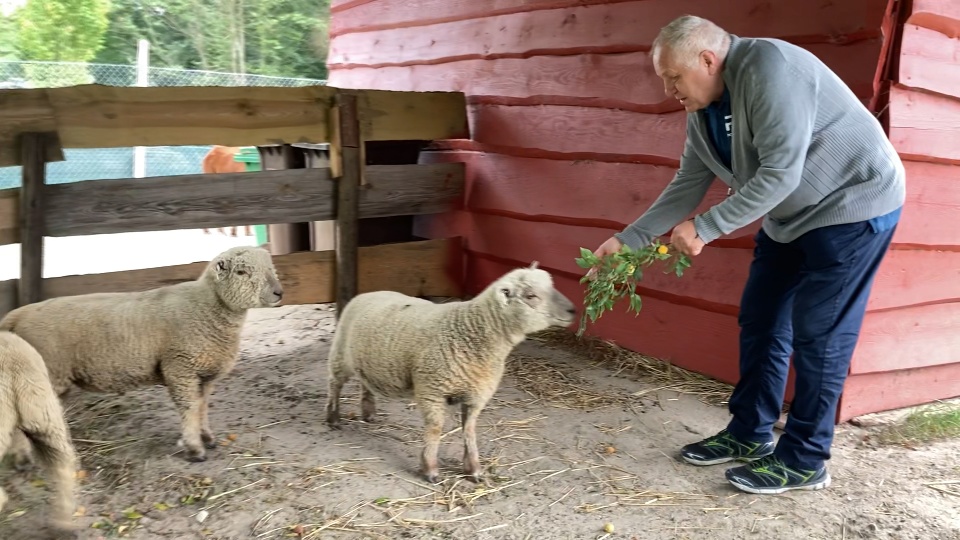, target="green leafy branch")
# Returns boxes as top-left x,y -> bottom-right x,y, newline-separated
574,239 -> 692,336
